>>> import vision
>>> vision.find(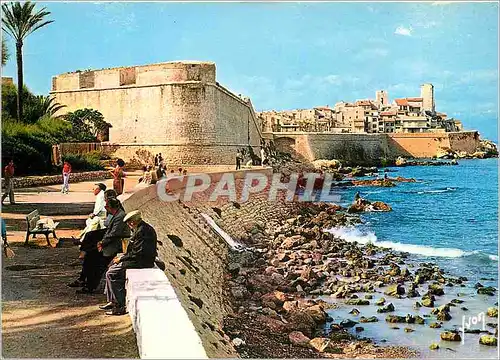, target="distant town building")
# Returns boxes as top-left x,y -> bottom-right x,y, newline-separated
258,83 -> 462,134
